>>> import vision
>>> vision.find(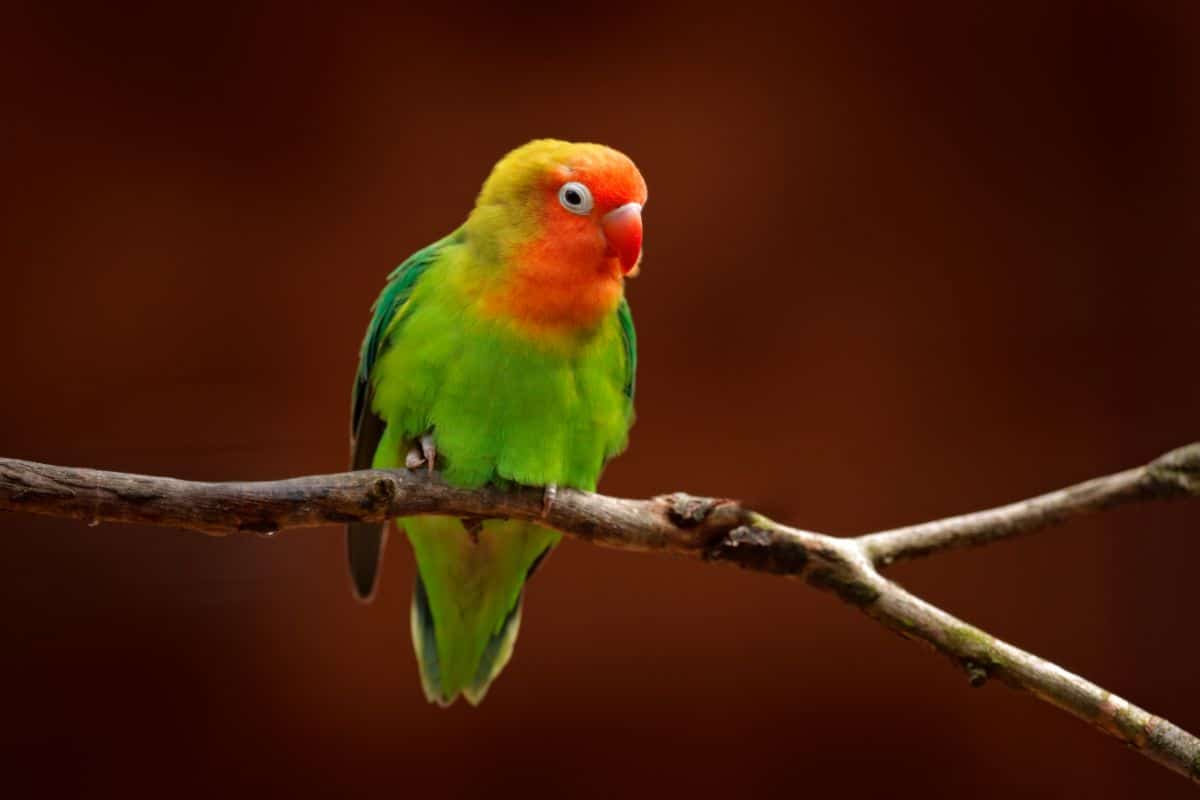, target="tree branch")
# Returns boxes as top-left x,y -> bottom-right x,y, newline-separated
1,445 -> 1198,784
860,443 -> 1200,566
